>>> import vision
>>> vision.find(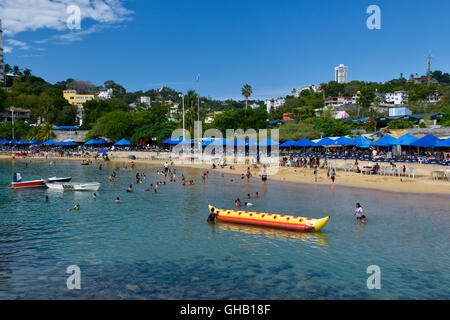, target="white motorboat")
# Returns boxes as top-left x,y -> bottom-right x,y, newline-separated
45,182 -> 101,191
45,177 -> 72,183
